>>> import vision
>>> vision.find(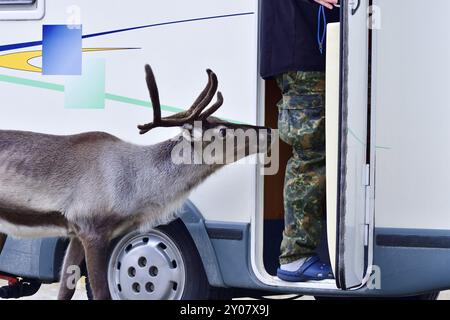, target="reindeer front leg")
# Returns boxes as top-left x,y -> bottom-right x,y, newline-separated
80,236 -> 111,300
58,237 -> 85,300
